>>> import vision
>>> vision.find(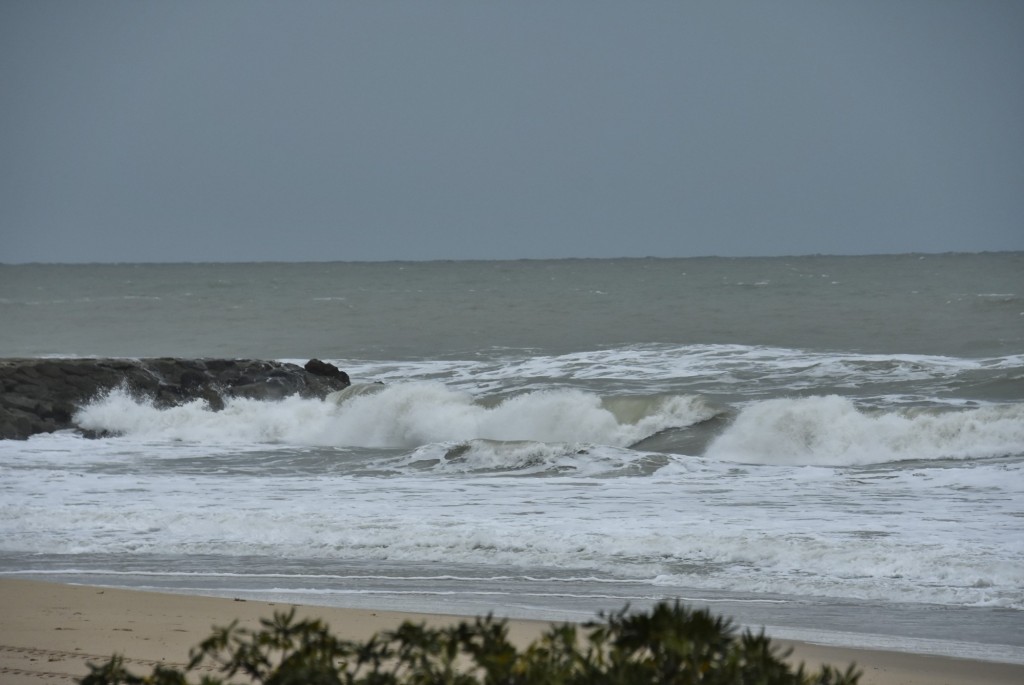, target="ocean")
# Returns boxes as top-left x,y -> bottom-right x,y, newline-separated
1,254 -> 1022,663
